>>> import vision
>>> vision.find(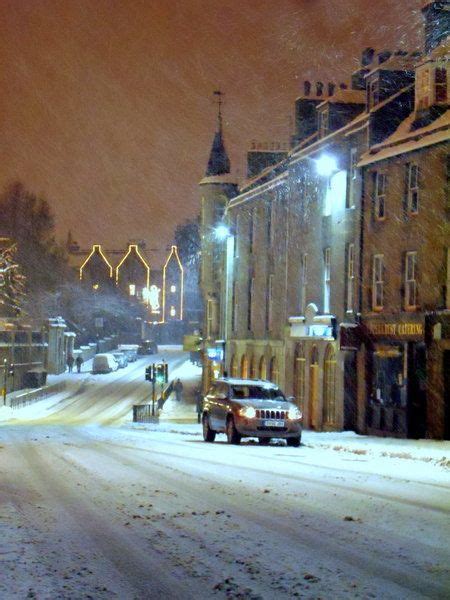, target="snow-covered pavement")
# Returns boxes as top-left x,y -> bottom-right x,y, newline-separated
0,349 -> 449,599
